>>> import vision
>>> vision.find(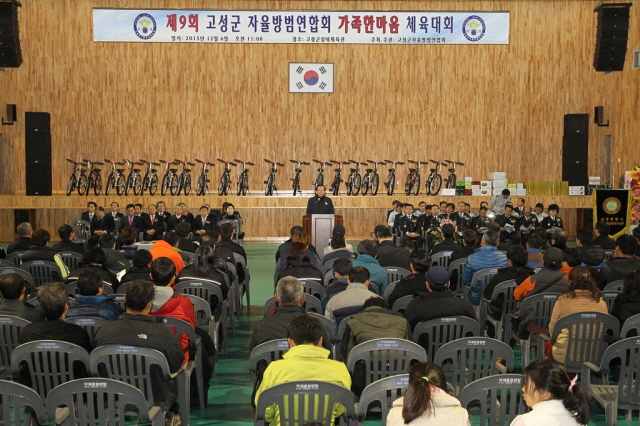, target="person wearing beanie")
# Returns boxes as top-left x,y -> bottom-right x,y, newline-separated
322,224 -> 354,257
514,247 -> 569,301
